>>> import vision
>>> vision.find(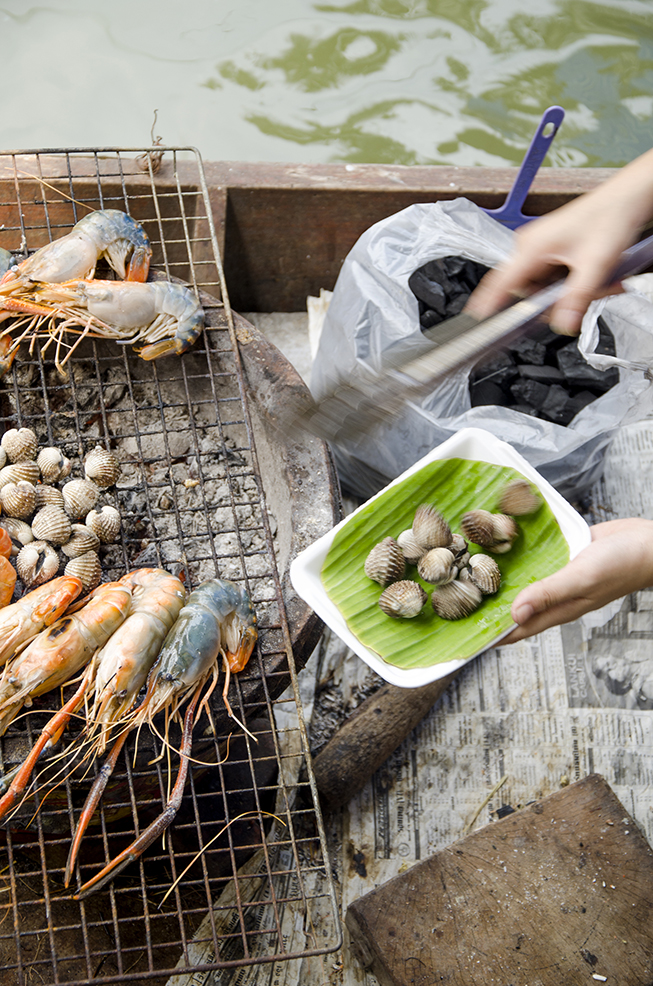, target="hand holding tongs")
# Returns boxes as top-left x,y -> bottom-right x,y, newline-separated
295,231 -> 653,445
